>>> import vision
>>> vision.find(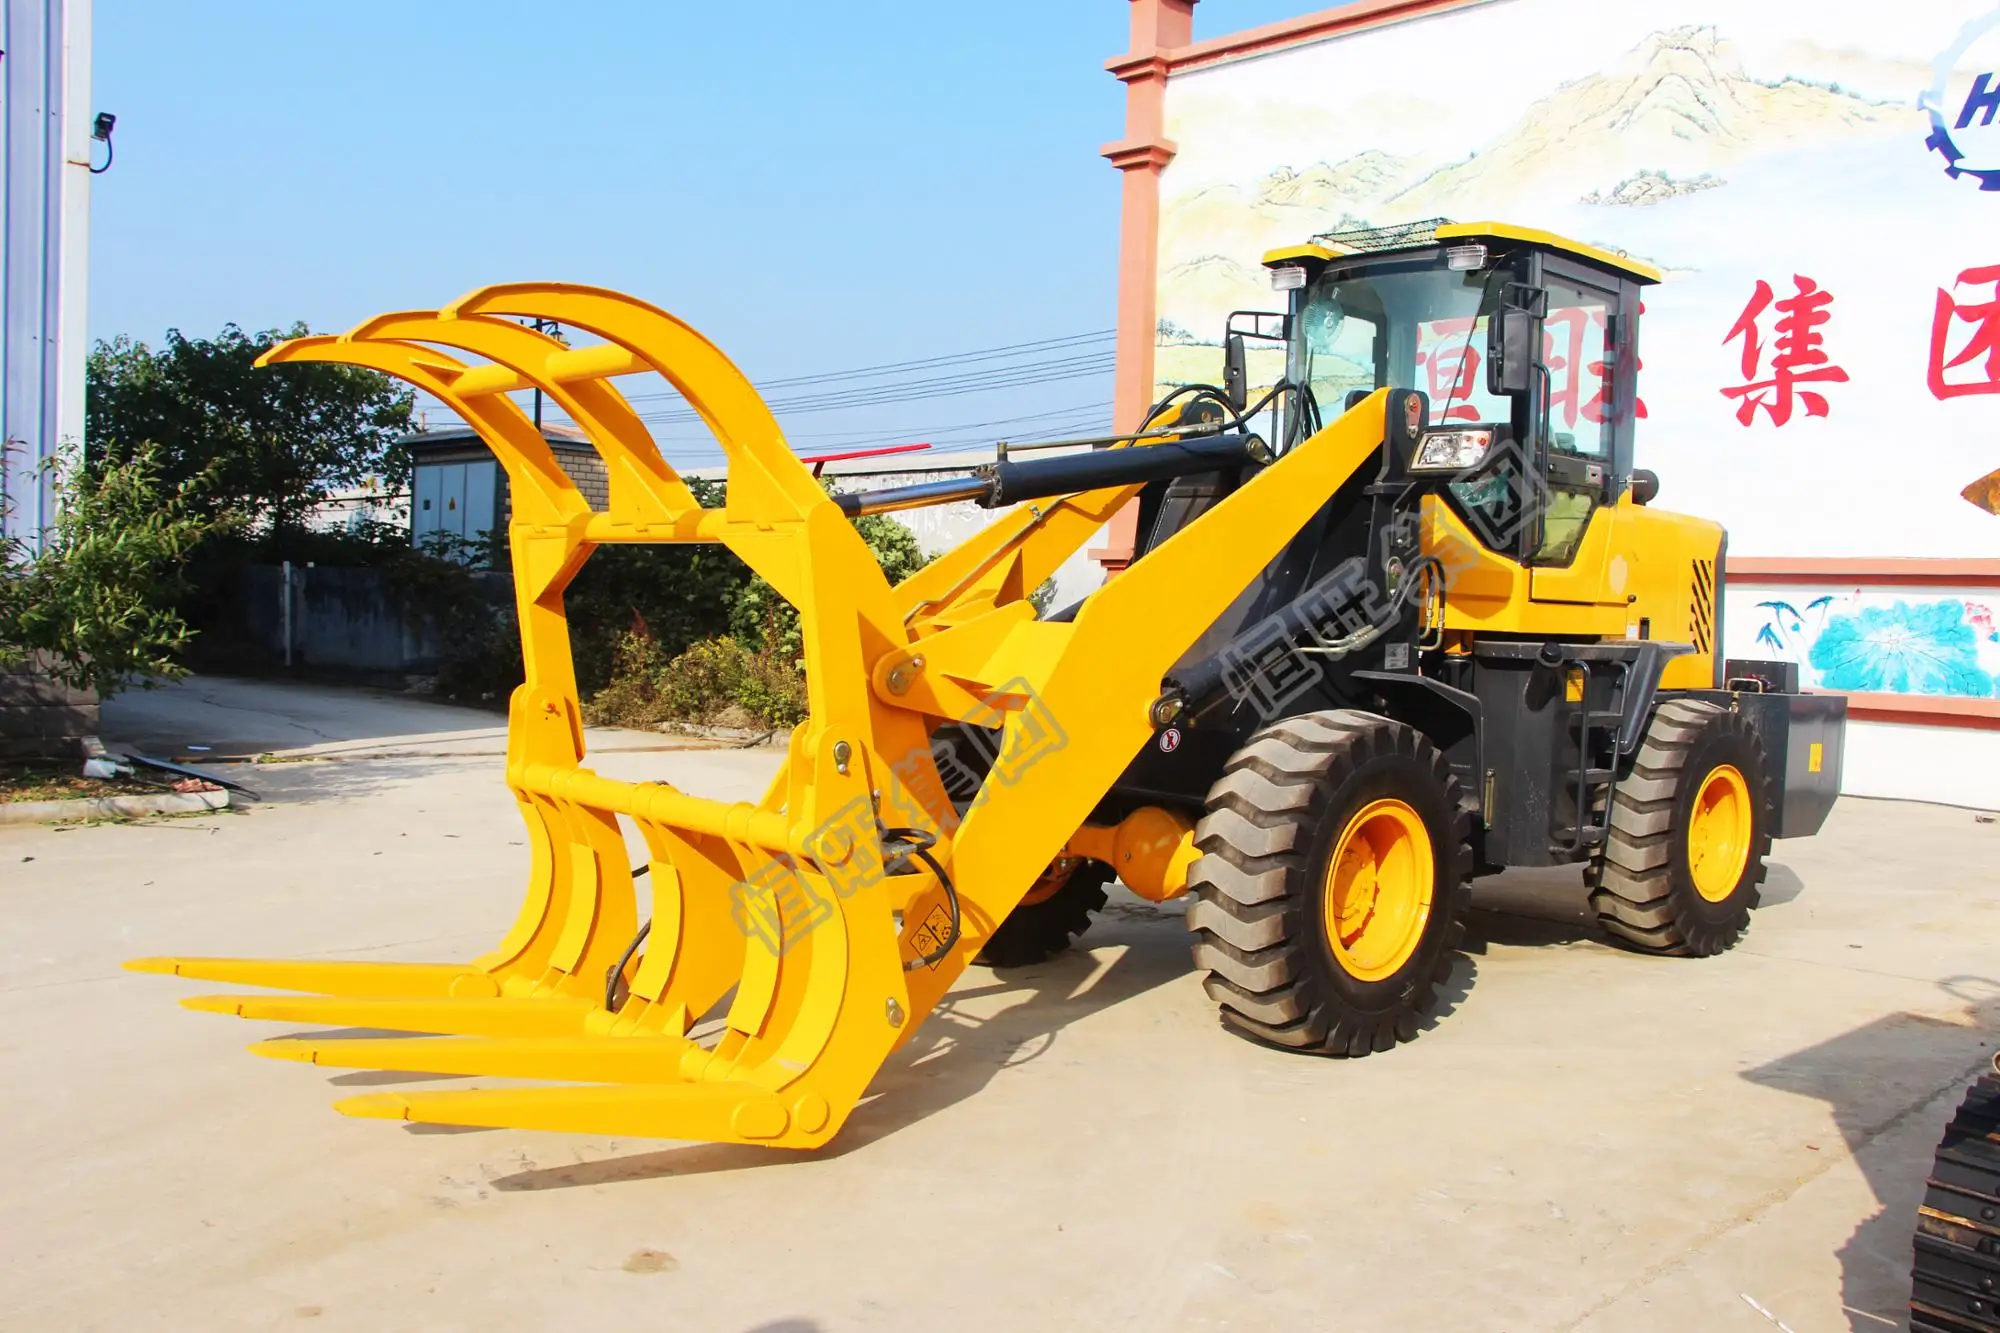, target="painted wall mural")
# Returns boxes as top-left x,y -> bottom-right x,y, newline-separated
1730,588 -> 2000,696
1155,1 -> 2000,559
